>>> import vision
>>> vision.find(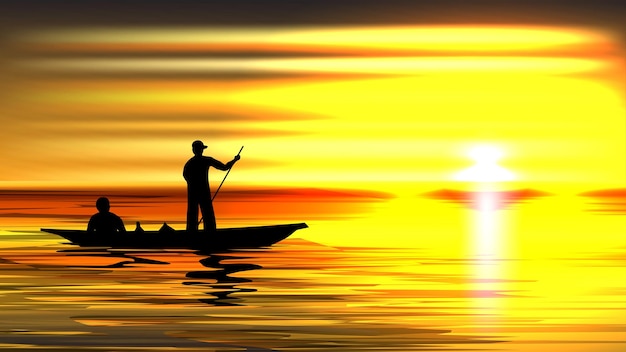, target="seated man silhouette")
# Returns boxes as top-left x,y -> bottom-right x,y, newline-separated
87,197 -> 127,233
